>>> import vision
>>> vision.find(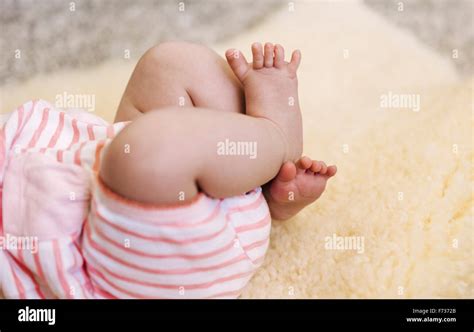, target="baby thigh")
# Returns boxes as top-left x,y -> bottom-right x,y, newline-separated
115,41 -> 245,122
